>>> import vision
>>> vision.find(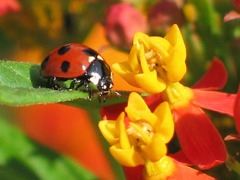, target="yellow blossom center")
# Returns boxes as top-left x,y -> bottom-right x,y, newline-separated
137,37 -> 170,82
127,121 -> 154,151
162,82 -> 194,109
